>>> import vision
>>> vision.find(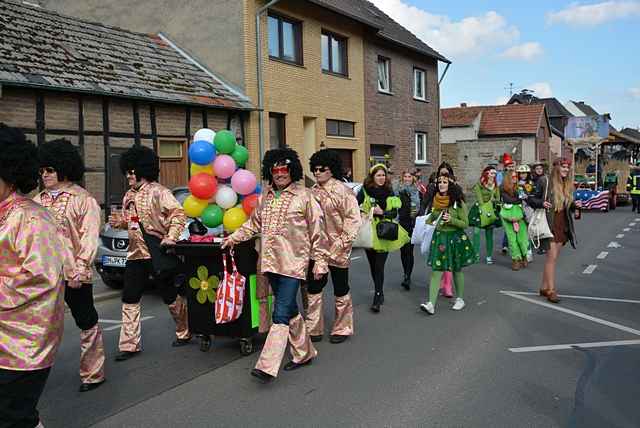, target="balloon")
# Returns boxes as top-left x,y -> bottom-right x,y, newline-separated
254,183 -> 262,194
223,207 -> 248,232
215,185 -> 238,209
230,144 -> 249,167
189,140 -> 216,165
190,163 -> 214,176
242,193 -> 259,215
231,169 -> 257,195
213,154 -> 236,179
188,173 -> 217,200
193,128 -> 216,144
214,130 -> 237,154
201,204 -> 224,228
183,195 -> 208,218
